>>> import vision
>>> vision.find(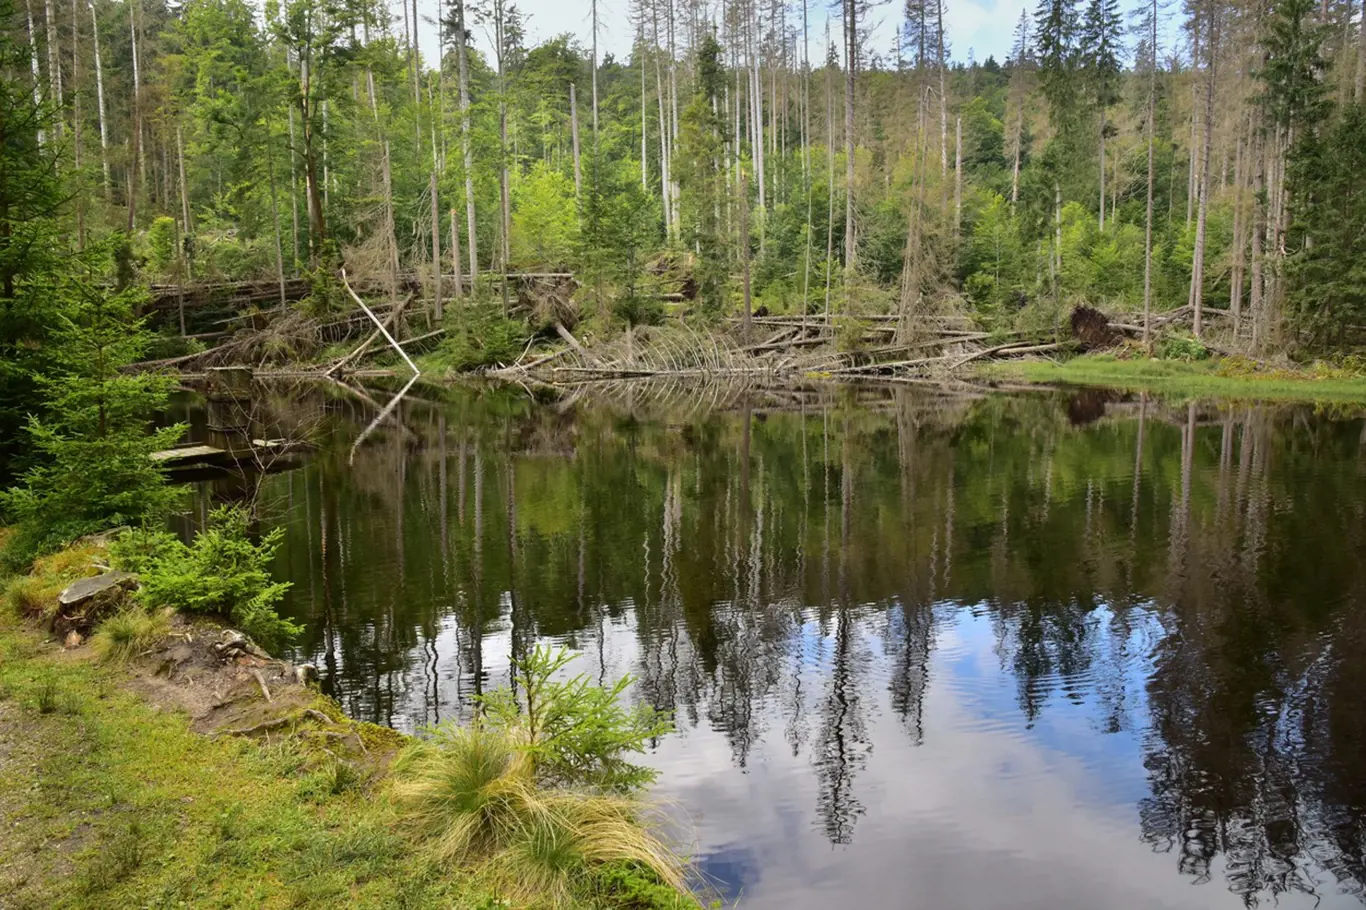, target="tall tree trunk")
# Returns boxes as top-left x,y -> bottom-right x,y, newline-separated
453,0 -> 478,281
1098,106 -> 1106,230
1010,108 -> 1022,207
1142,51 -> 1156,351
652,2 -> 672,238
843,0 -> 856,278
44,0 -> 62,139
954,115 -> 962,238
1230,127 -> 1246,334
176,125 -> 192,293
25,0 -> 44,147
1356,0 -> 1366,102
299,49 -> 327,268
431,172 -> 443,321
639,20 -> 648,191
70,0 -> 83,243
1191,10 -> 1216,339
1250,125 -> 1265,350
570,83 -> 583,198
265,113 -> 287,307
90,0 -> 109,195
449,207 -> 464,299
936,0 -> 947,177
591,0 -> 599,138
825,25 -> 835,319
127,0 -> 142,231
740,168 -> 752,341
